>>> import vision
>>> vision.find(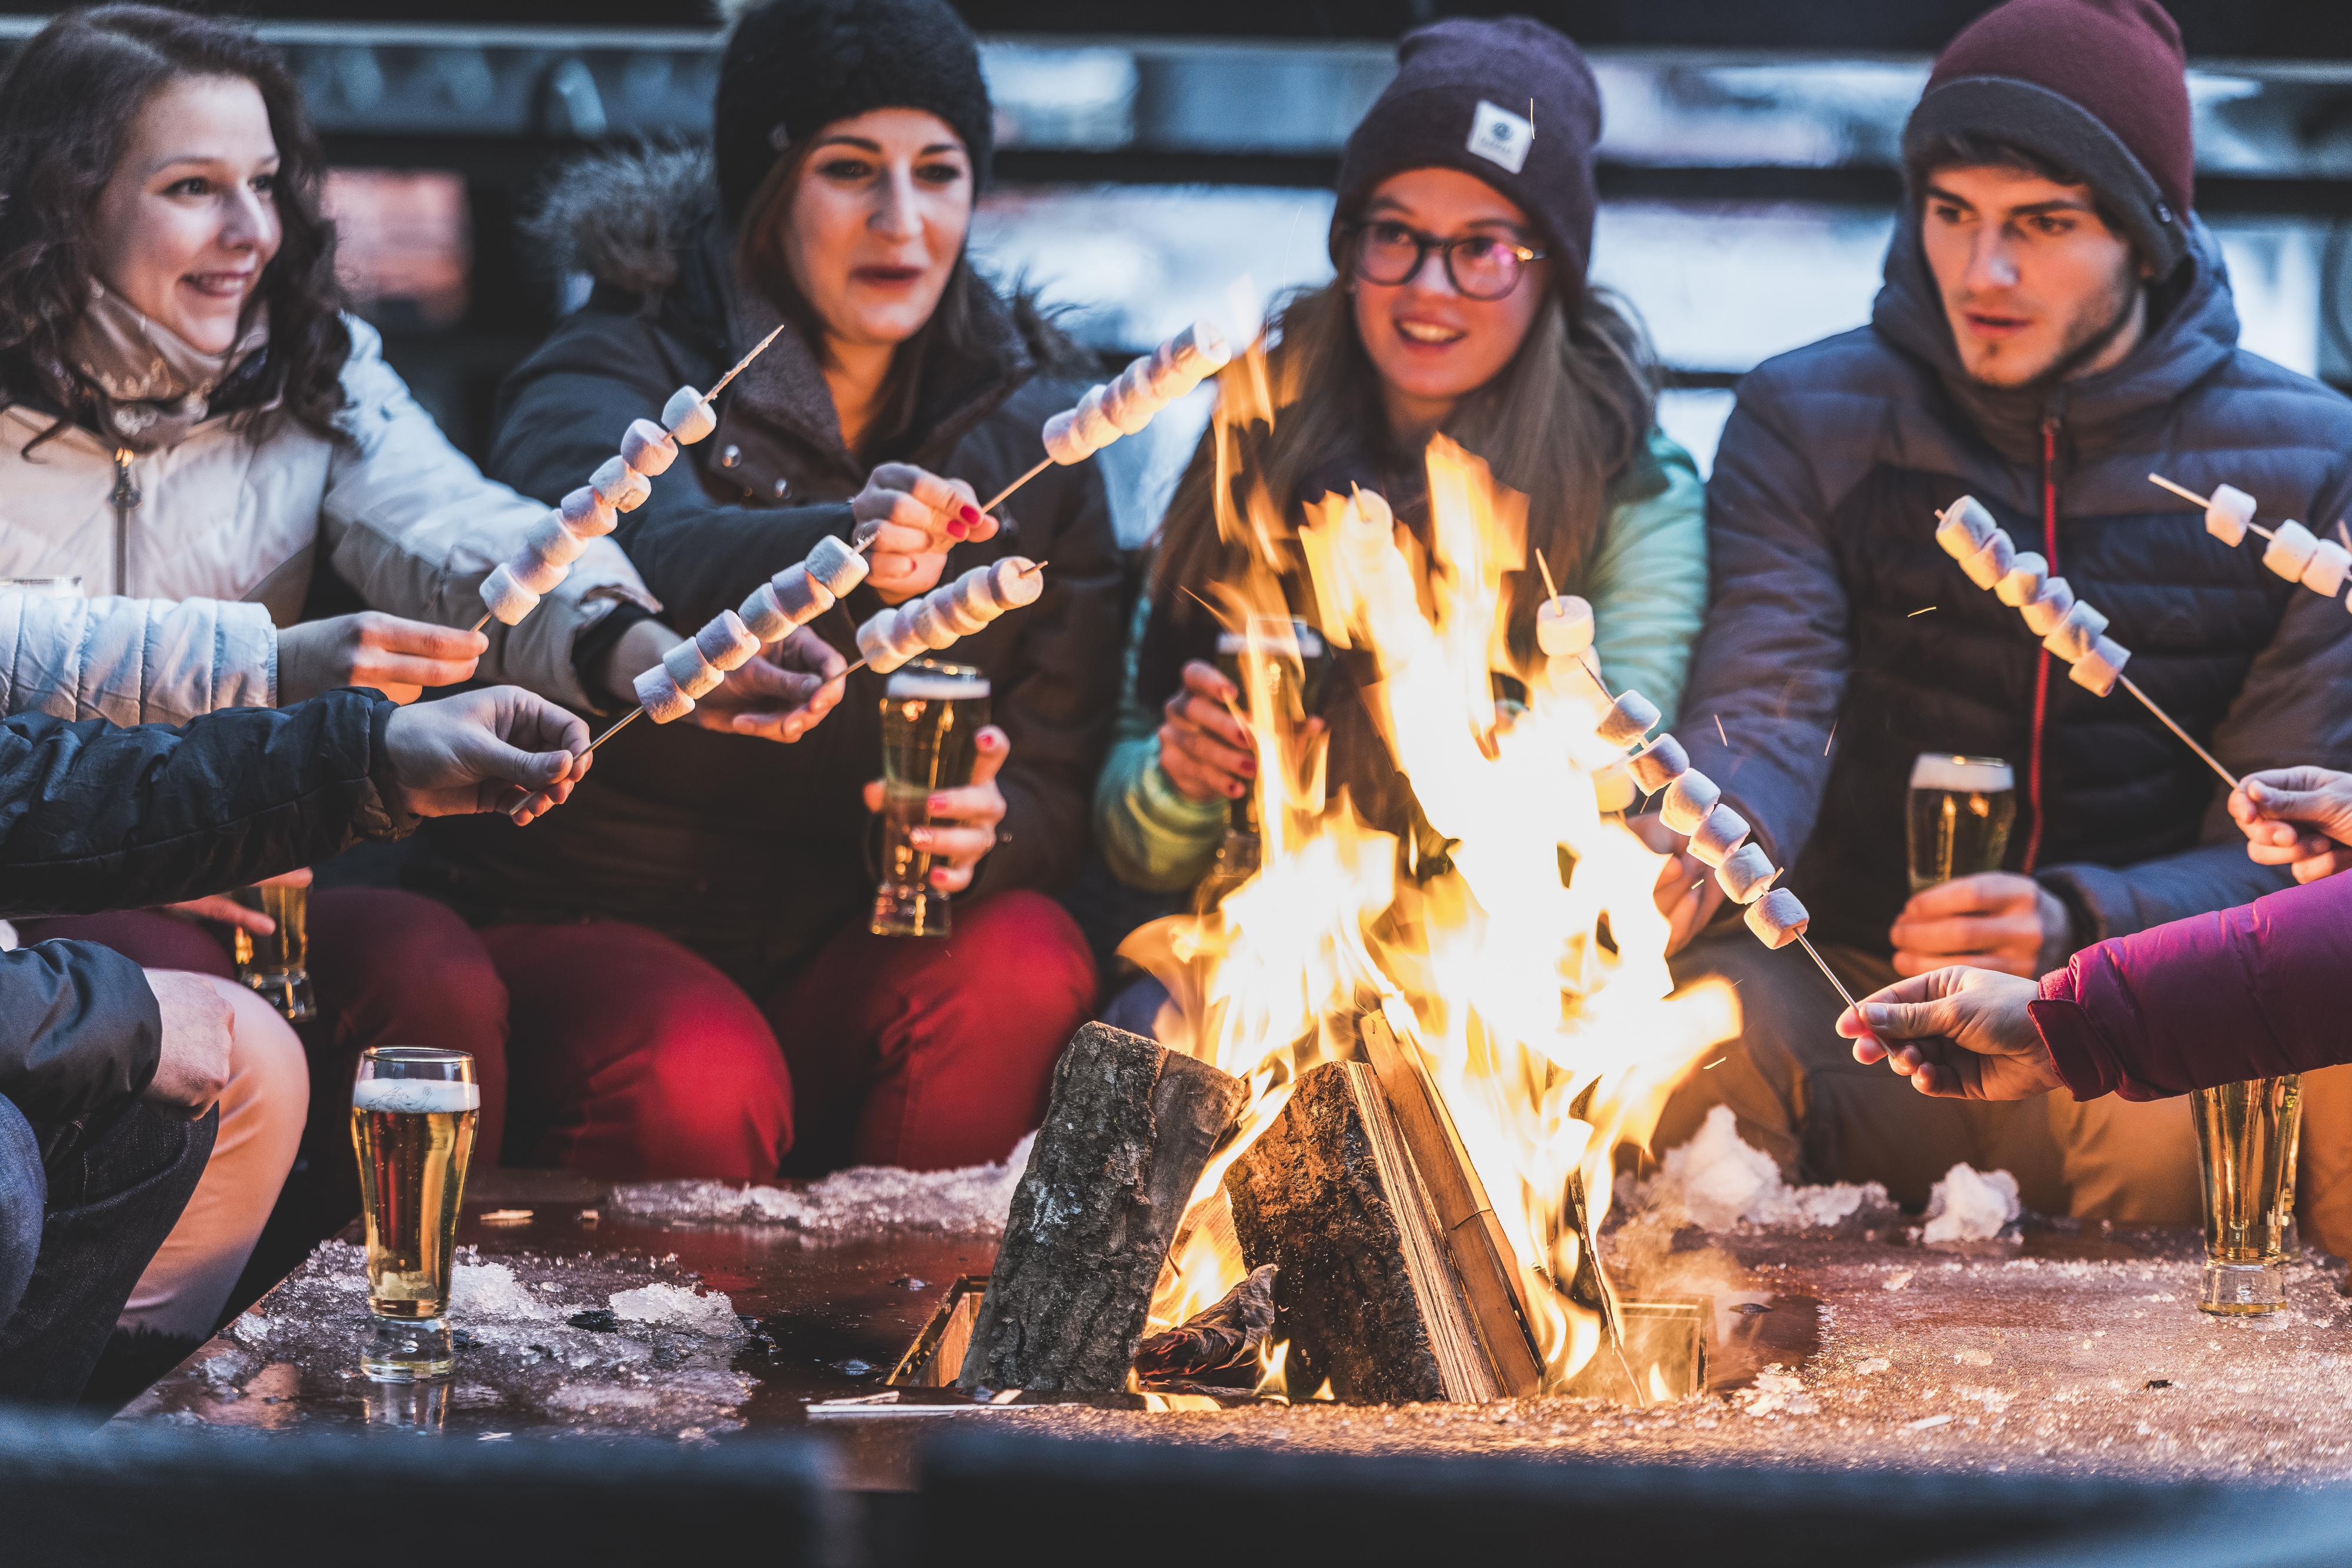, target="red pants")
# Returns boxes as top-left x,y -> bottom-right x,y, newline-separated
485,891 -> 1095,1182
